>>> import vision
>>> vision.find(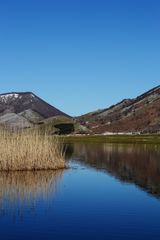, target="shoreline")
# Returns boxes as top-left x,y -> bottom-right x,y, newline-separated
61,134 -> 160,144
